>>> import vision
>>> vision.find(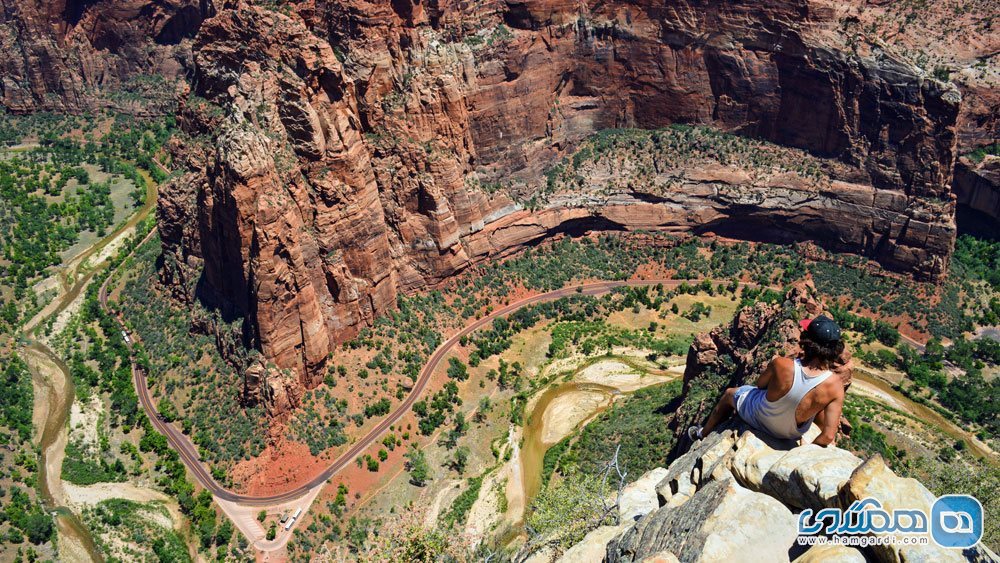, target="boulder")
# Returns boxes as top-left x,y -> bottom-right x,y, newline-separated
801,423 -> 822,444
840,456 -> 975,563
555,524 -> 630,563
761,444 -> 862,509
640,552 -> 681,563
621,468 -> 670,522
608,478 -> 798,563
522,545 -> 557,563
730,429 -> 787,490
792,544 -> 865,563
656,429 -> 738,508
